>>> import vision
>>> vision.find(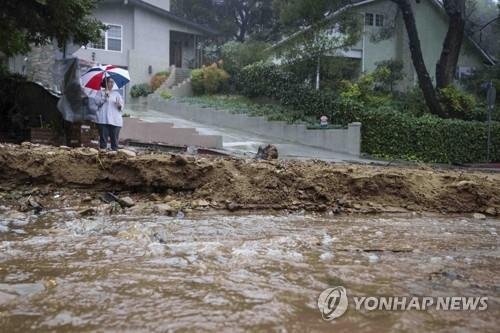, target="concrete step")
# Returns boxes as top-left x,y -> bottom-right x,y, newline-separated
120,117 -> 222,149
